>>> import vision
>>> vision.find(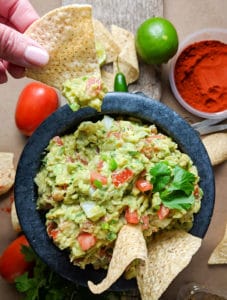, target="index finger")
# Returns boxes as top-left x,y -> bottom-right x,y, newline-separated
0,0 -> 39,32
